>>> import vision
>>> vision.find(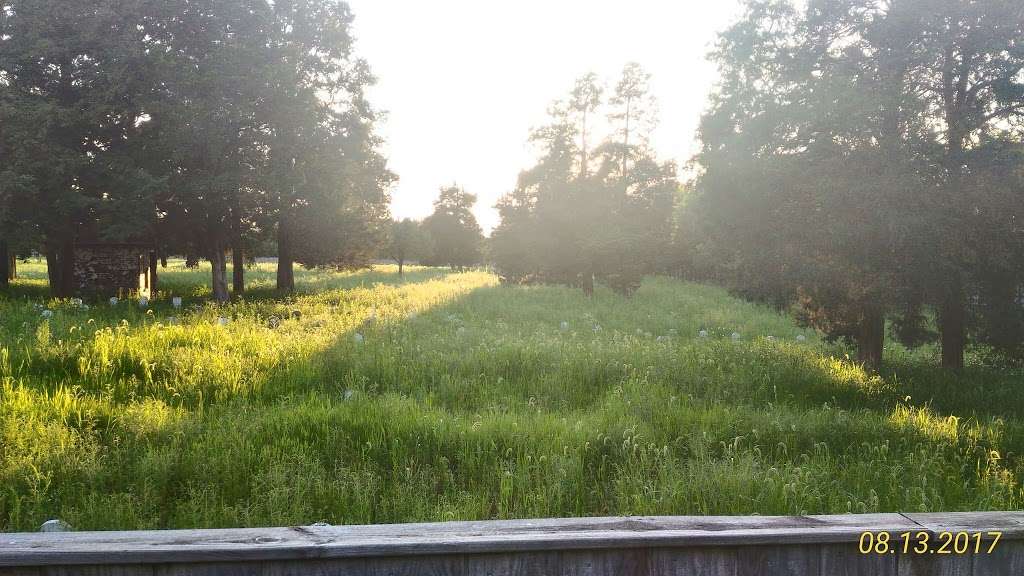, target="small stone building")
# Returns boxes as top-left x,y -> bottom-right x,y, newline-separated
72,243 -> 157,298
